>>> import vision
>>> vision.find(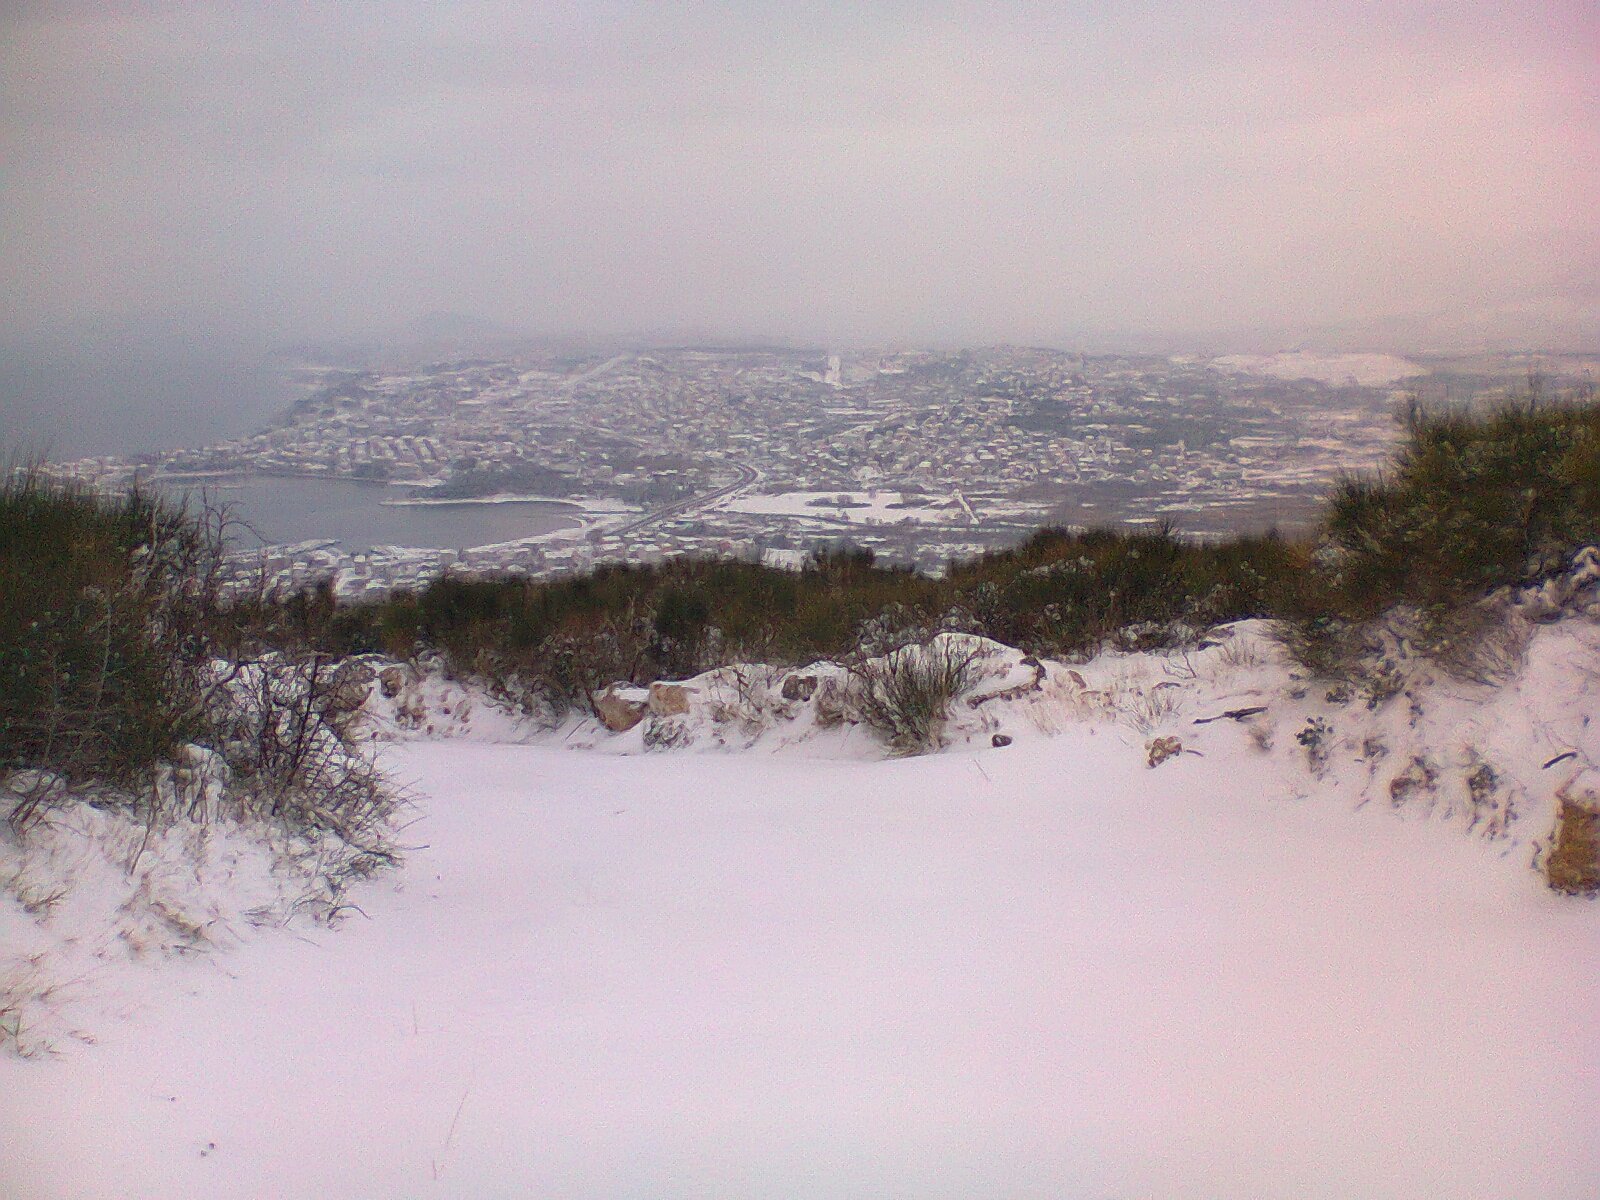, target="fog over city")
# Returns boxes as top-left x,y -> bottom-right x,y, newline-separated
1,0 -> 1595,452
